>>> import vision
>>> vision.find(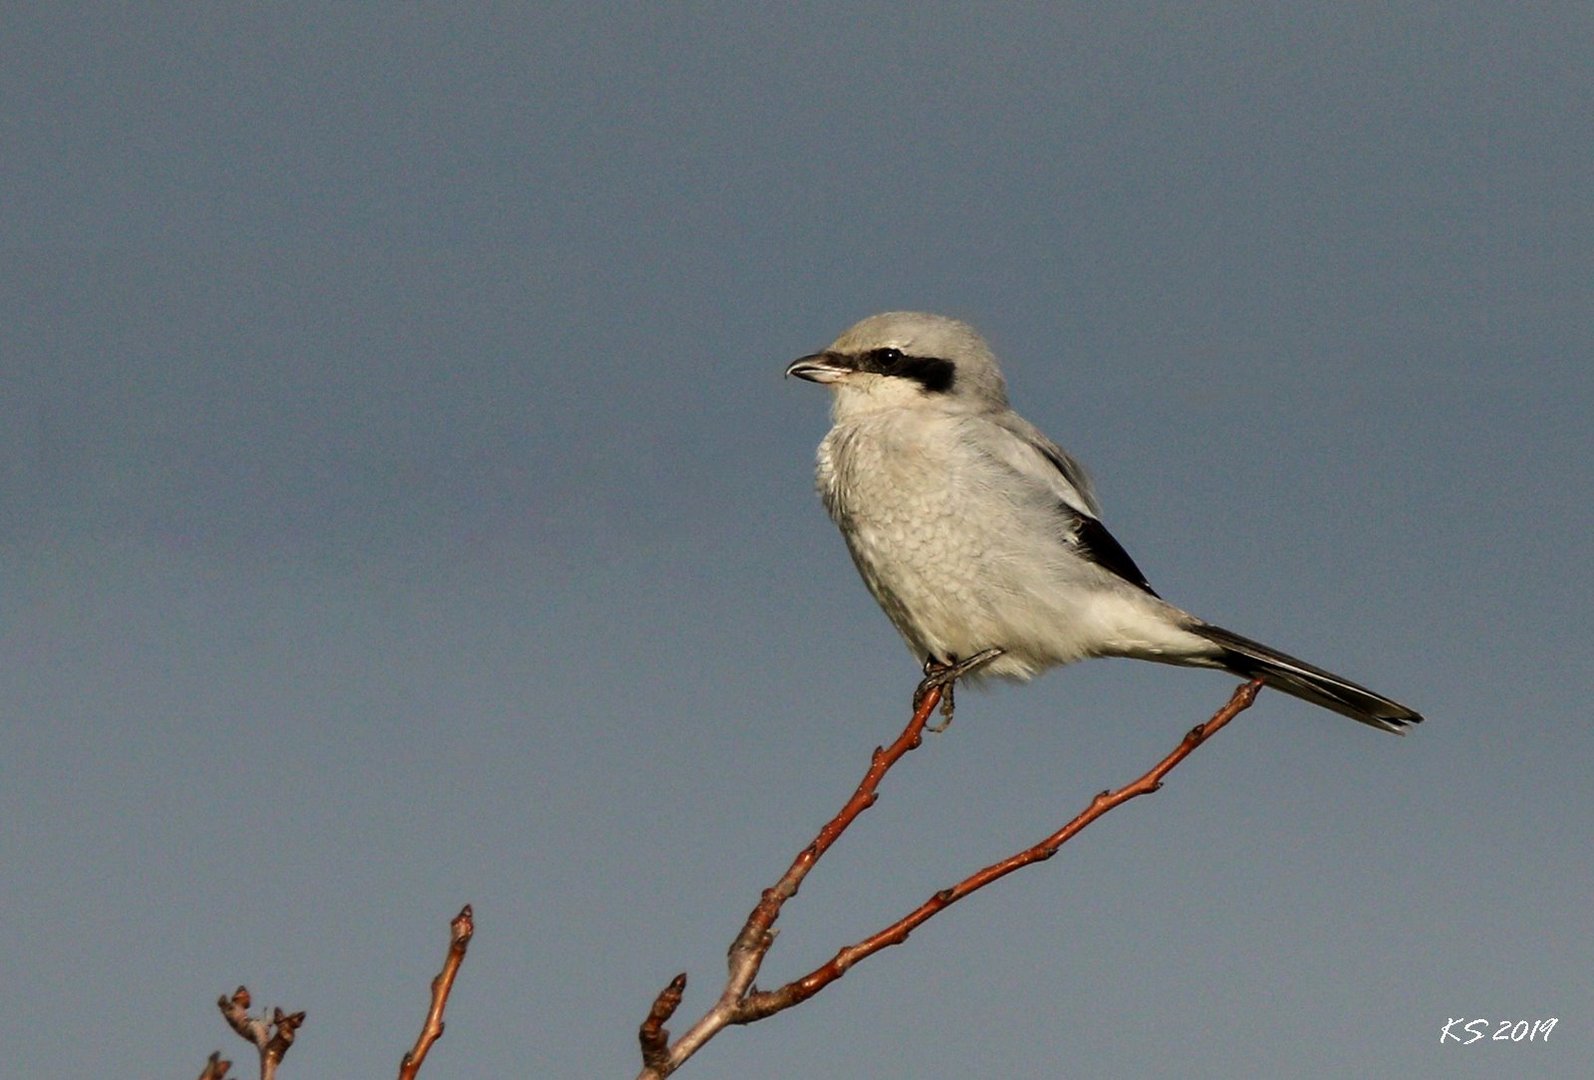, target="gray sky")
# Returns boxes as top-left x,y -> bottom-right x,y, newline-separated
4,5 -> 1590,1078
